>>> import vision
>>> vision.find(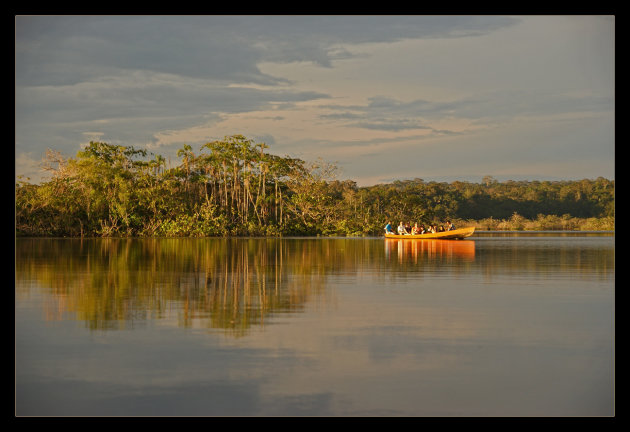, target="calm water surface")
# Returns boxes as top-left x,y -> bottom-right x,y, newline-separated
15,234 -> 614,416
